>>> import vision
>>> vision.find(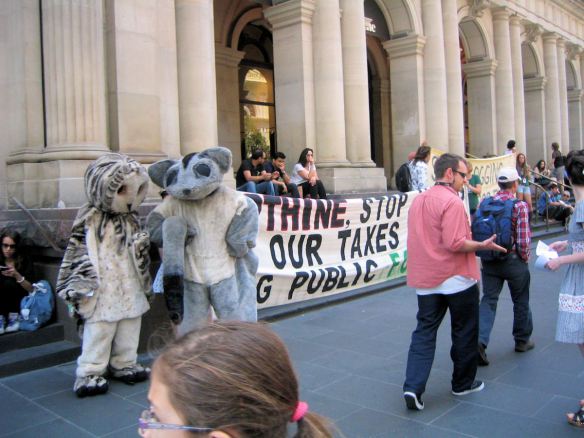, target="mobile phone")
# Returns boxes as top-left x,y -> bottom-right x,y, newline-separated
0,266 -> 9,271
